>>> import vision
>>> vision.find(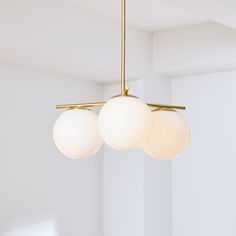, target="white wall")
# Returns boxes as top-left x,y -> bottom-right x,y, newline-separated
0,64 -> 173,236
3,18 -> 236,236
171,71 -> 236,236
0,64 -> 104,236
